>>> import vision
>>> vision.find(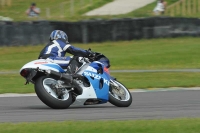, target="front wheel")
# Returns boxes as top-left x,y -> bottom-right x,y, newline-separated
34,75 -> 72,109
109,80 -> 132,107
